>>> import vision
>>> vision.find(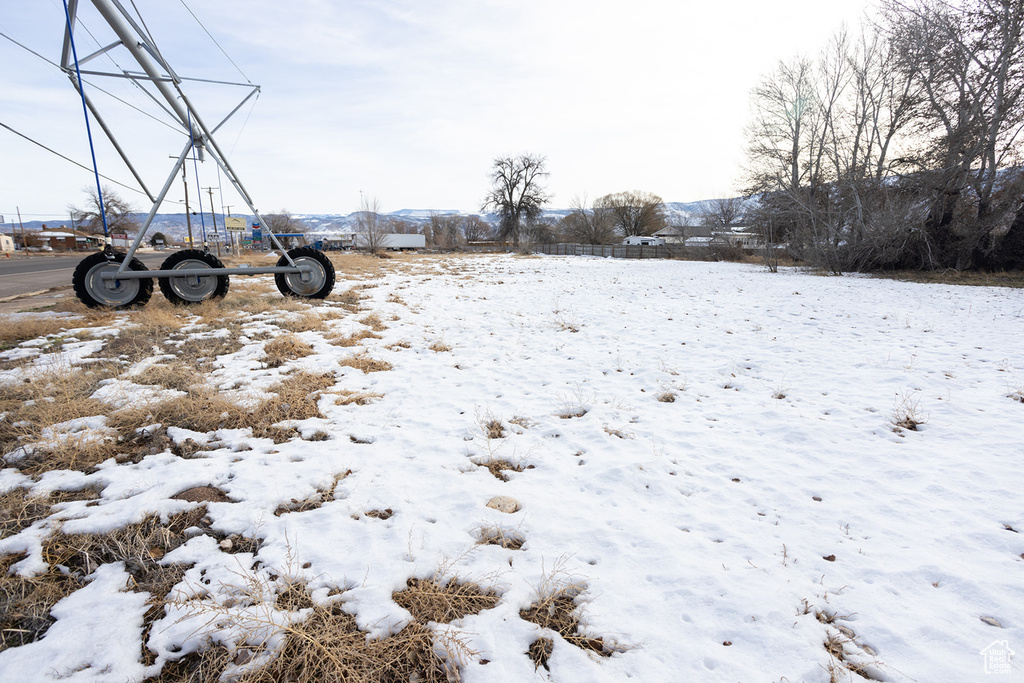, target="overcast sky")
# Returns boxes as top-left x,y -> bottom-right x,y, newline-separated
1,0 -> 871,223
